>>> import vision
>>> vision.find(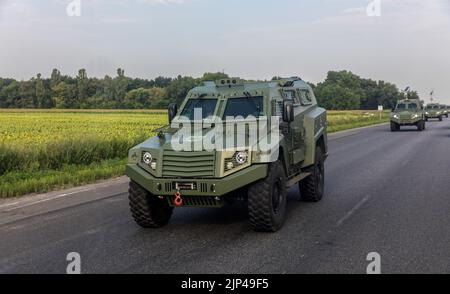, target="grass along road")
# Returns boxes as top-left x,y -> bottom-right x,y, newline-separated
0,109 -> 389,198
